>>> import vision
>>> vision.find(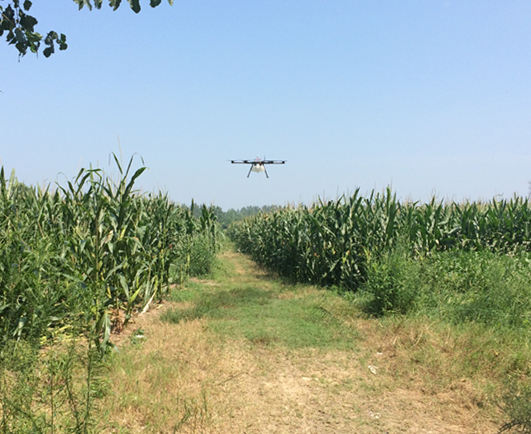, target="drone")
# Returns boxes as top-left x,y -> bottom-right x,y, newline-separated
230,157 -> 286,178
